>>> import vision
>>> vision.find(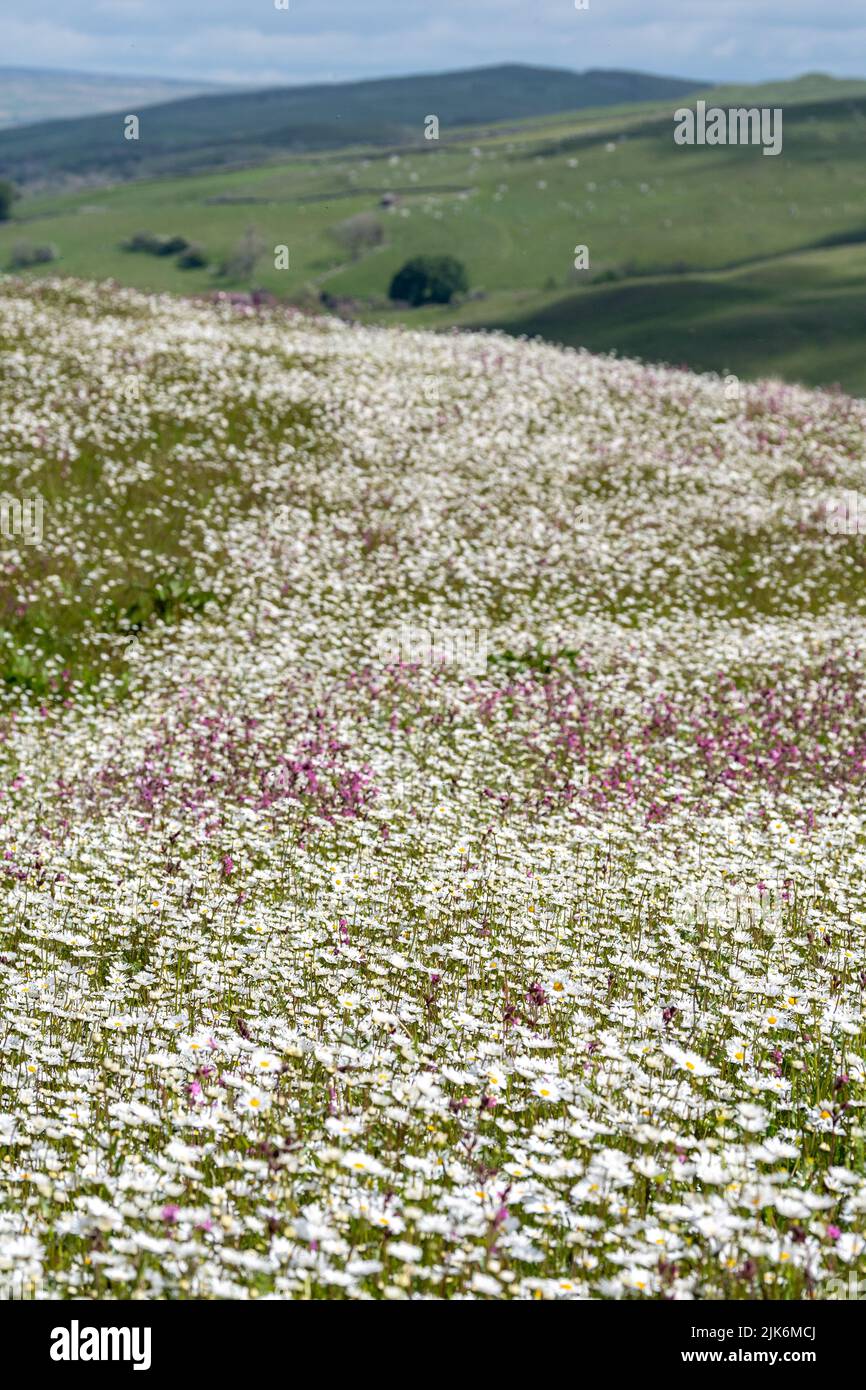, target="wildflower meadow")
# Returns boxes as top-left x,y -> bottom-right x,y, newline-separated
1,276 -> 865,1304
